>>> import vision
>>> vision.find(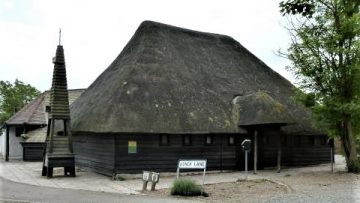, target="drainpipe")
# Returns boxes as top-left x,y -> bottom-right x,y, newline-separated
220,135 -> 223,172
5,125 -> 9,161
254,129 -> 258,174
277,132 -> 282,173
